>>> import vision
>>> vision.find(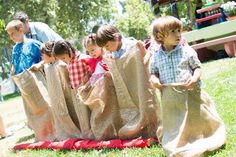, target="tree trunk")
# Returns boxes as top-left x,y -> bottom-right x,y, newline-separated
187,0 -> 193,27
